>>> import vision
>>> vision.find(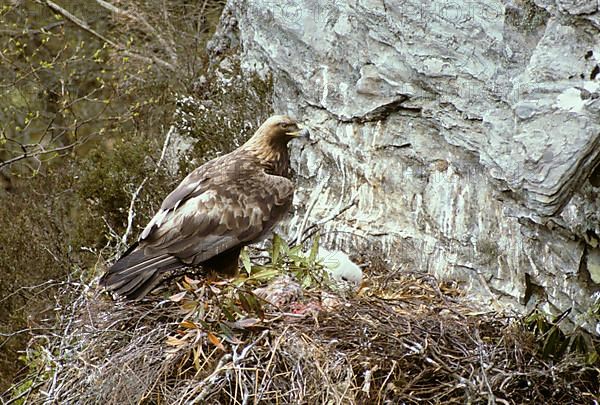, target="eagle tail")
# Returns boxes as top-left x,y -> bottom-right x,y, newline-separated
100,243 -> 183,300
